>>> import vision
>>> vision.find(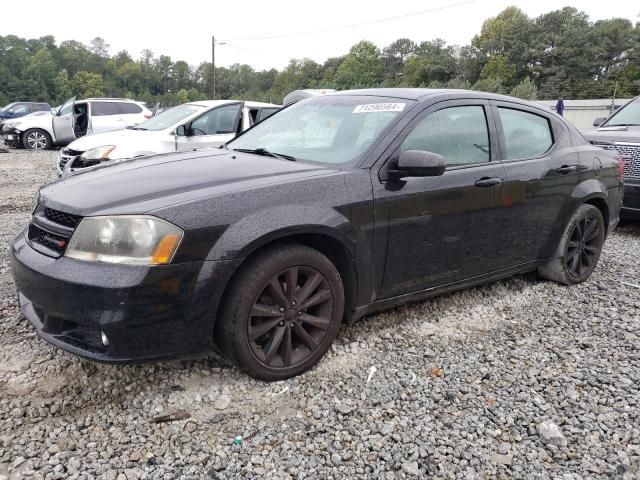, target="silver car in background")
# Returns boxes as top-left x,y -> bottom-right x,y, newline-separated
58,100 -> 280,176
